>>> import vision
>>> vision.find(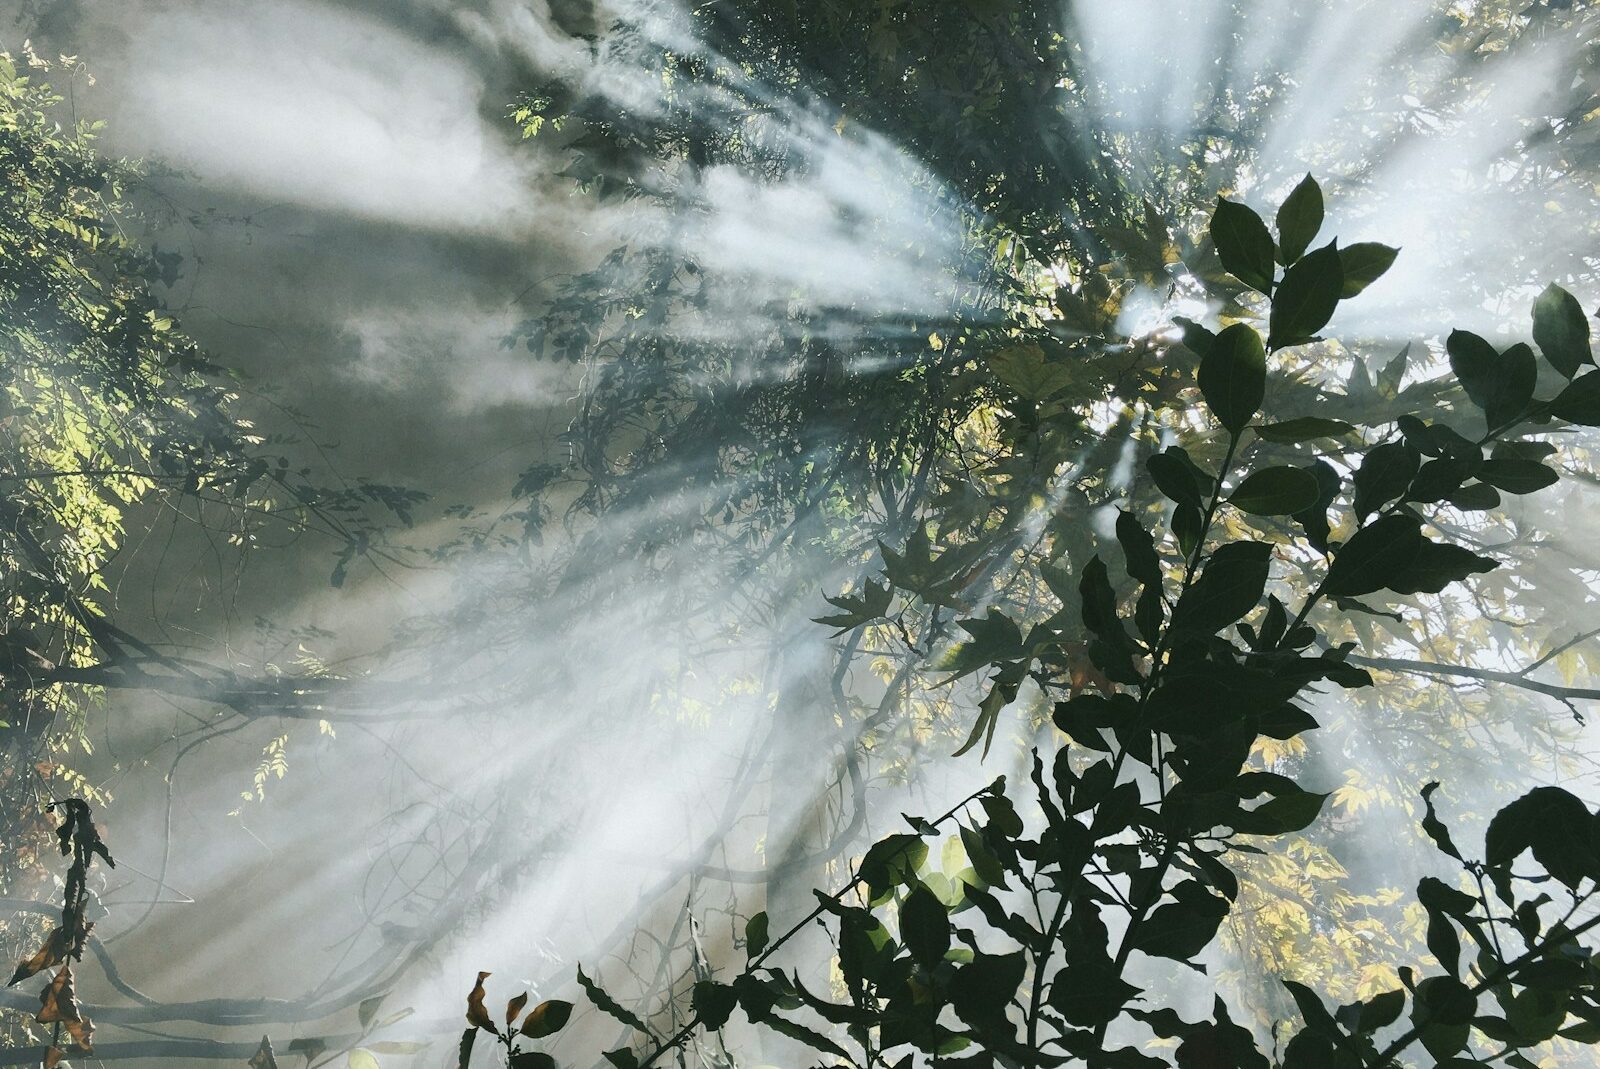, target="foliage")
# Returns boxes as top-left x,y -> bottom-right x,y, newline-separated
531,183 -> 1600,1068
